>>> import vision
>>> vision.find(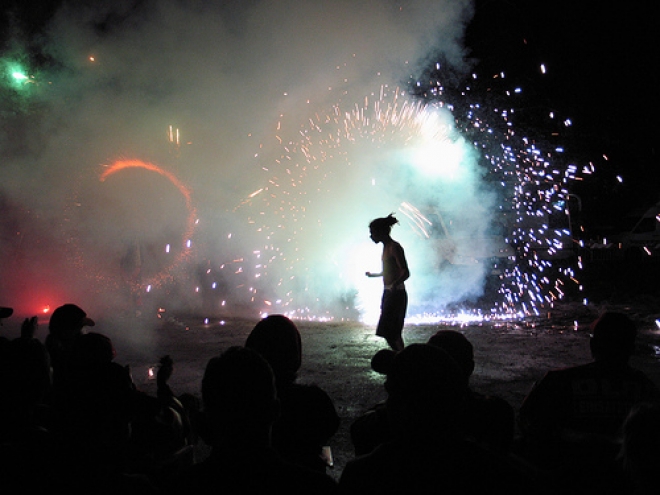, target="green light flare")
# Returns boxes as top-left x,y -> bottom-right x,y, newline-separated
2,60 -> 32,90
